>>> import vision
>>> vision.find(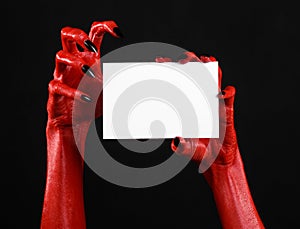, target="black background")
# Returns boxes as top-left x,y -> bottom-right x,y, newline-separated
3,2 -> 300,228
